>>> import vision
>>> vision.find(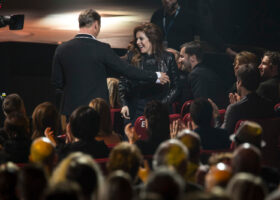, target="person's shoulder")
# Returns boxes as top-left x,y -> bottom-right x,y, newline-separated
151,7 -> 164,22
